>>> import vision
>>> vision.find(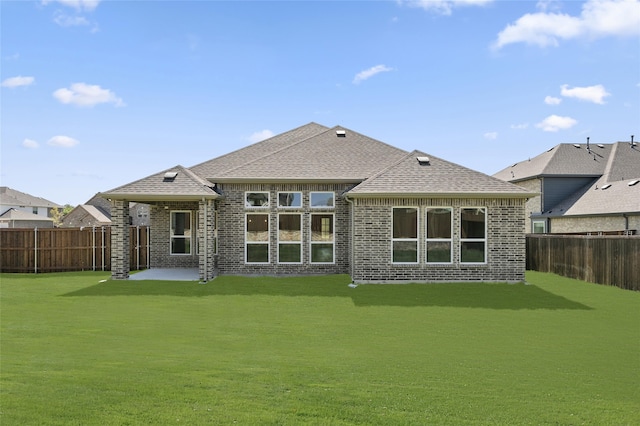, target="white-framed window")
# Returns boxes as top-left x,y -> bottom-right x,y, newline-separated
278,213 -> 302,263
278,192 -> 302,208
310,192 -> 335,208
245,213 -> 269,263
170,211 -> 192,255
310,213 -> 334,263
426,207 -> 452,263
532,220 -> 547,234
460,207 -> 487,264
392,207 -> 418,264
245,192 -> 270,208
